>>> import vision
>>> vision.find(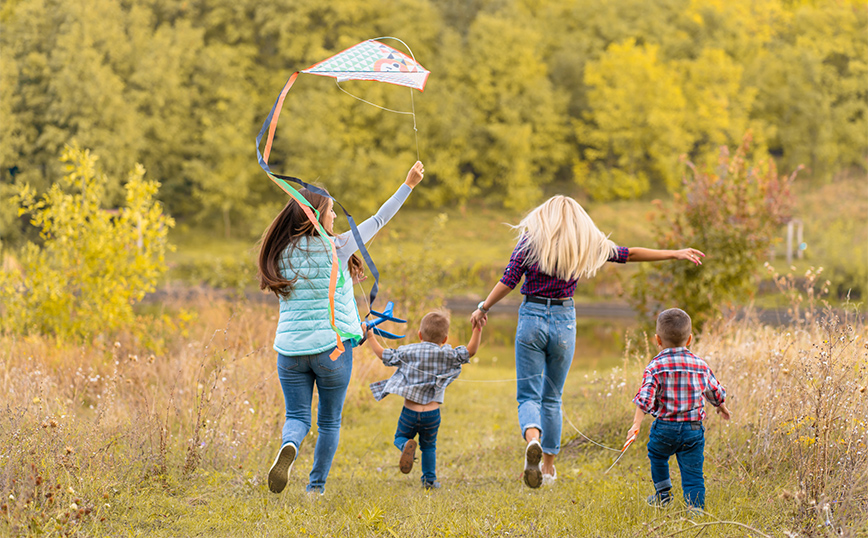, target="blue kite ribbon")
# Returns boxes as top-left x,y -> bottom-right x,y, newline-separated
255,72 -> 381,311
